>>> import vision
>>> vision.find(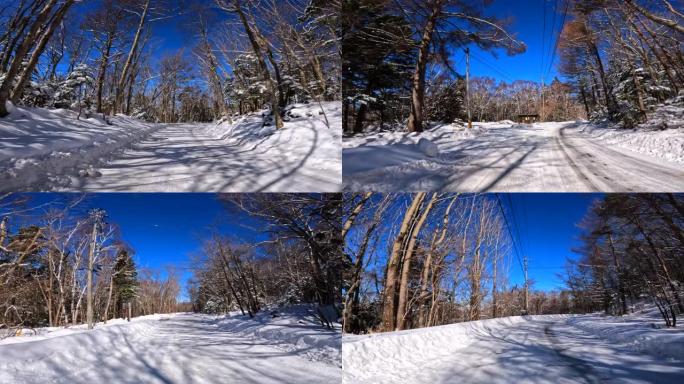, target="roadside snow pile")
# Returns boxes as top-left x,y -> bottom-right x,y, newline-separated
343,122 -> 486,179
0,104 -> 160,192
567,305 -> 684,361
206,101 -> 342,191
417,138 -> 438,157
343,315 -> 534,383
579,102 -> 684,164
214,304 -> 341,367
0,313 -> 176,346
